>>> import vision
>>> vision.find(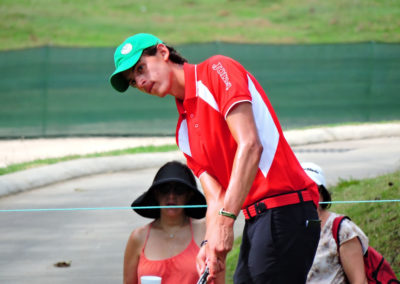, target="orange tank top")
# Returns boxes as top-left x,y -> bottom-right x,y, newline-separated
137,219 -> 200,284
